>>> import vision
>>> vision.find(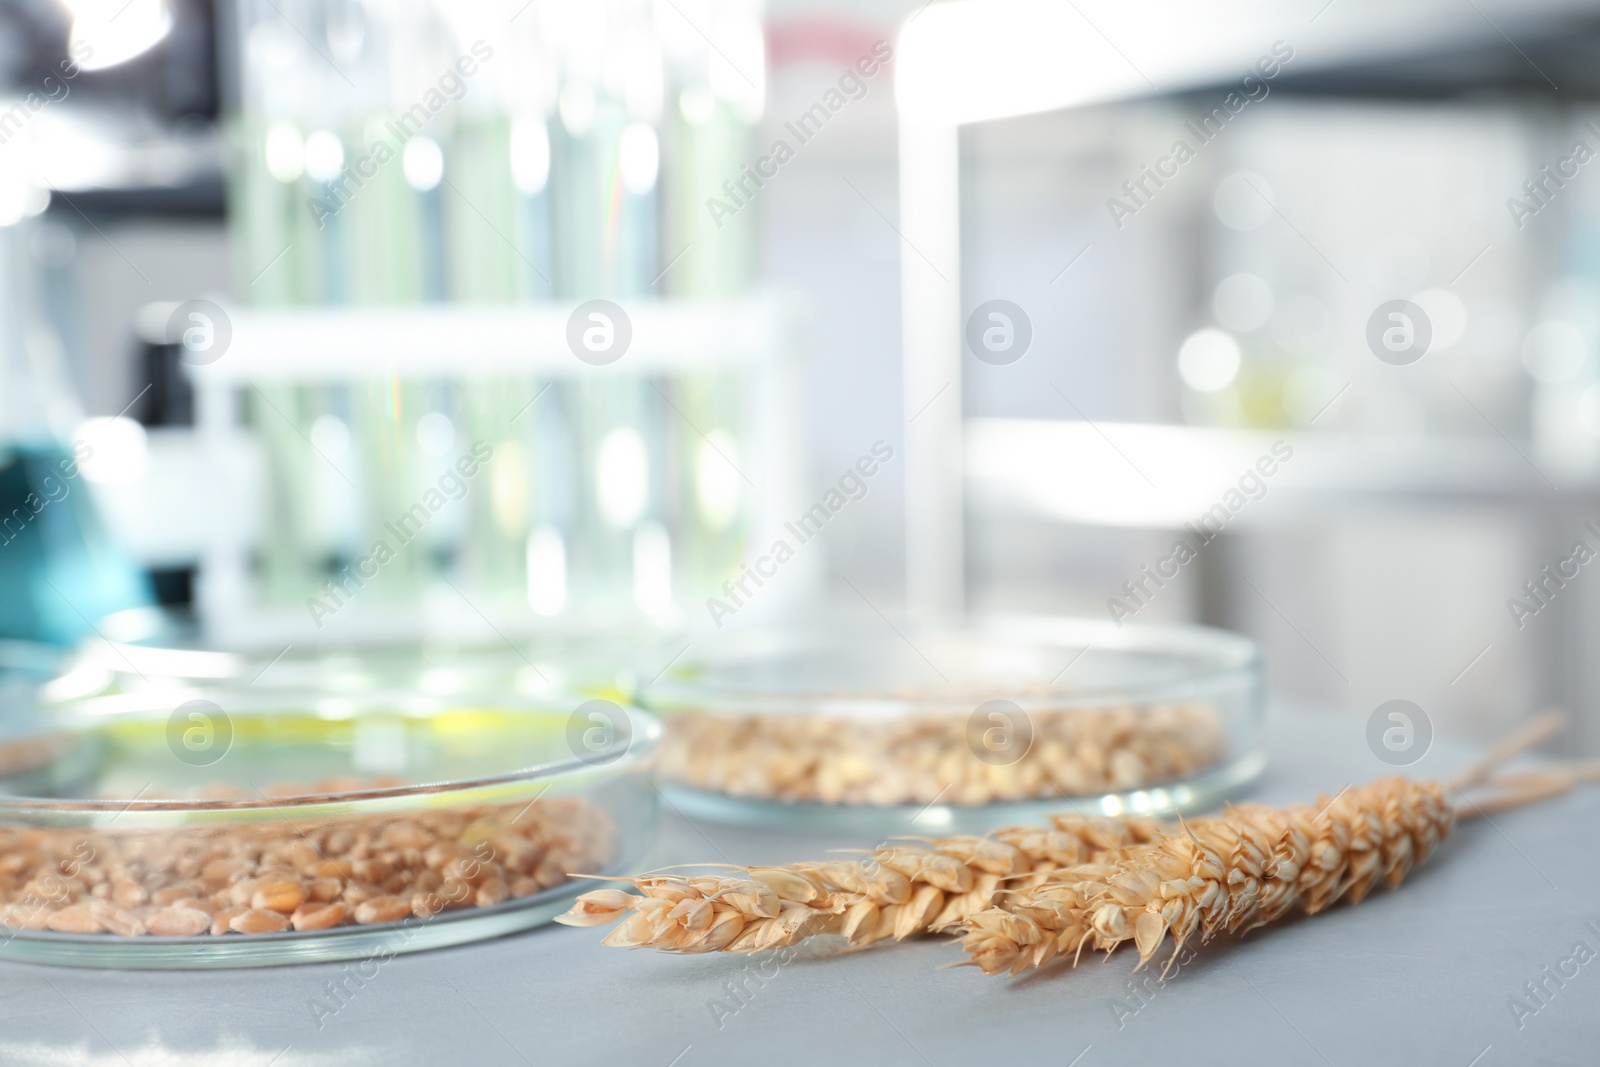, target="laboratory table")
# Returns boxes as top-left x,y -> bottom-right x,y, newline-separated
1,711 -> 1596,1067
